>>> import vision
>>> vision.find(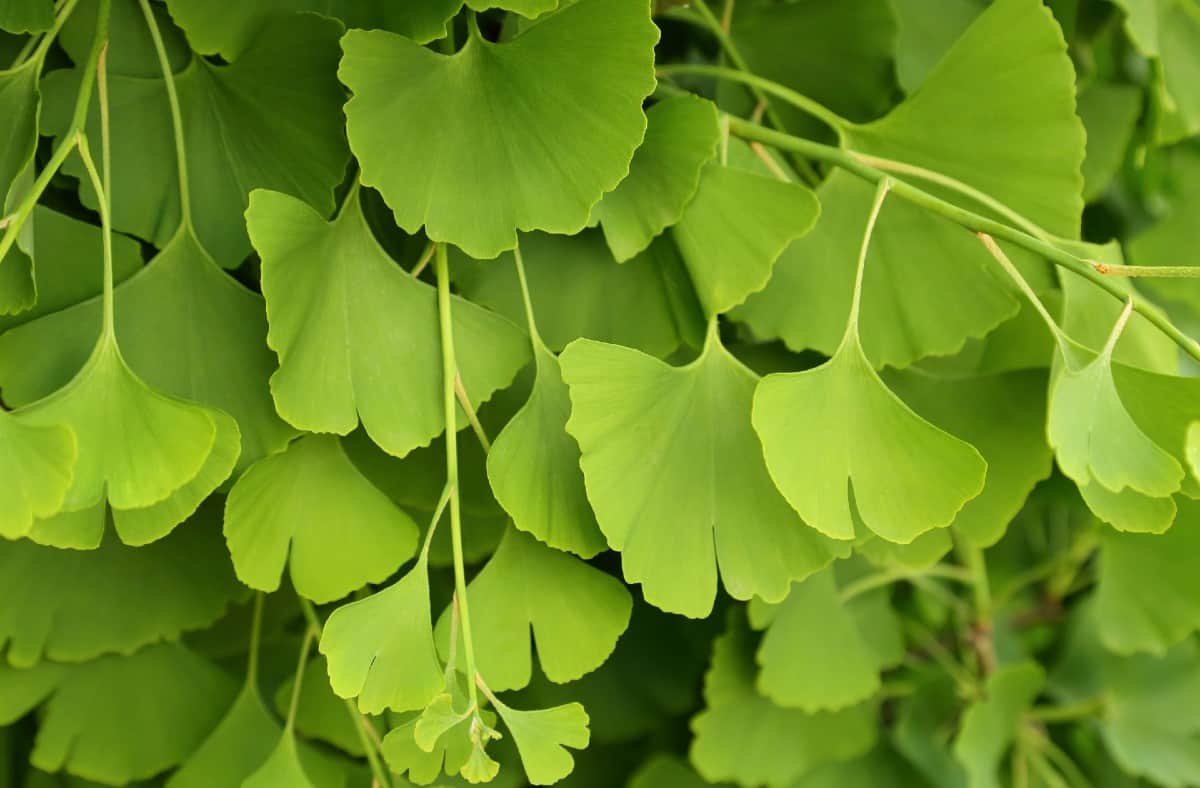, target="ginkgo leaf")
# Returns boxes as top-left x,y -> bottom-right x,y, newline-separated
891,0 -> 984,93
689,614 -> 877,787
1078,82 -> 1143,202
42,13 -> 350,267
492,698 -> 589,786
0,0 -> 51,33
15,333 -> 235,546
592,95 -> 720,262
1111,363 -> 1200,497
0,229 -> 295,474
224,434 -> 419,603
167,684 -> 279,788
952,661 -> 1043,788
382,691 -> 494,783
1049,334 -> 1184,502
1095,498 -> 1200,655
747,567 -> 883,712
672,159 -> 820,318
753,327 -> 986,543
272,657 -> 374,757
59,0 -> 191,78
435,527 -> 631,692
319,550 -> 443,714
13,643 -> 238,784
247,187 -> 529,457
1111,0 -> 1200,143
738,0 -> 1084,367
450,230 -> 704,357
561,324 -> 845,618
242,735 -> 320,788
0,56 -> 39,314
886,369 -> 1053,547
487,345 -> 606,558
339,0 -> 658,258
0,499 -> 245,668
0,410 -> 75,539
